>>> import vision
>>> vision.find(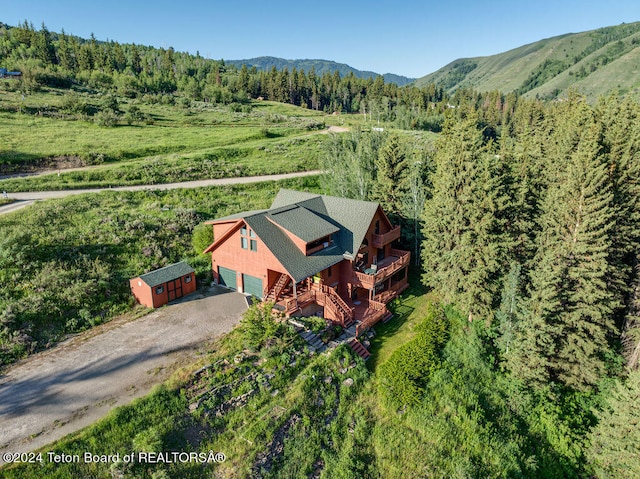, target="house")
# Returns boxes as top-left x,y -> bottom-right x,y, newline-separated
204,189 -> 410,336
130,261 -> 196,308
